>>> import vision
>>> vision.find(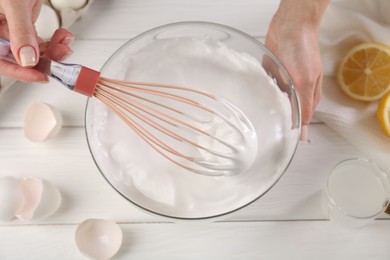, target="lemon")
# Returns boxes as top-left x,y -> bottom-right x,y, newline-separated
377,91 -> 390,138
337,42 -> 390,101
